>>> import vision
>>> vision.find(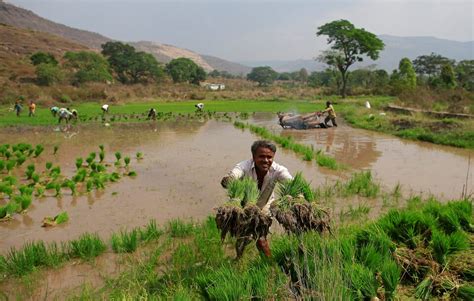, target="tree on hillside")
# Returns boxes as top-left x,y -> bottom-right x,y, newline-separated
247,66 -> 278,86
35,63 -> 63,86
129,52 -> 165,84
165,57 -> 206,85
63,51 -> 113,84
316,19 -> 384,98
101,41 -> 164,84
30,52 -> 58,66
